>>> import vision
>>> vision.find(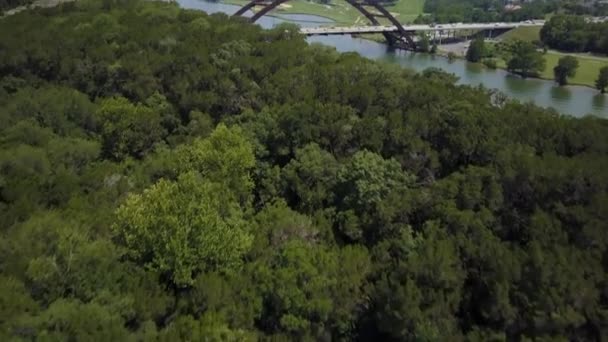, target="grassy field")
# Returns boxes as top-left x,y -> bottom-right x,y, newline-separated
222,0 -> 425,25
495,27 -> 608,87
499,26 -> 541,43
385,0 -> 425,23
222,0 -> 359,23
494,51 -> 608,87
541,52 -> 608,87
